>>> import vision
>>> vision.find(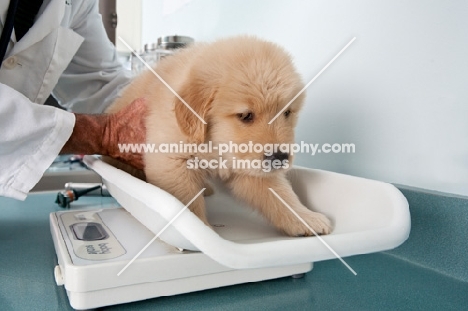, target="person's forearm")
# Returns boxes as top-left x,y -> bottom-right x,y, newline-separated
60,98 -> 147,170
